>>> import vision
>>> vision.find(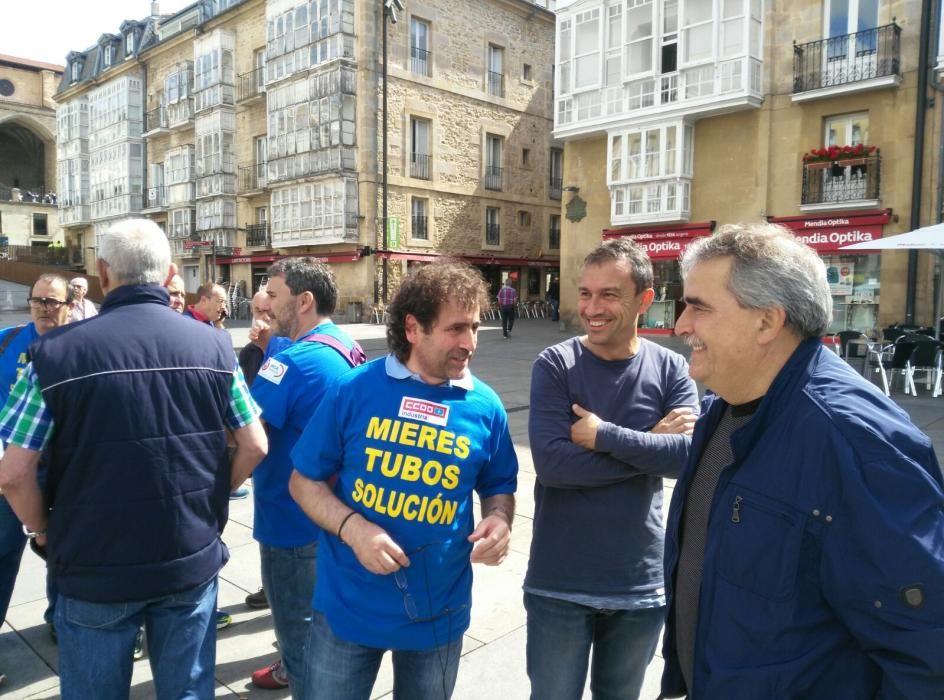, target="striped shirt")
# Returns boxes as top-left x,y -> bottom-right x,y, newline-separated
0,362 -> 259,452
